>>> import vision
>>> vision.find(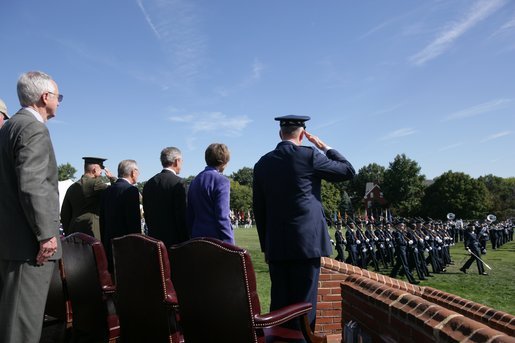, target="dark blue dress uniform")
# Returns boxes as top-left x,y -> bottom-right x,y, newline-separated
253,115 -> 355,331
345,223 -> 359,266
460,224 -> 487,275
389,224 -> 419,284
334,225 -> 346,262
